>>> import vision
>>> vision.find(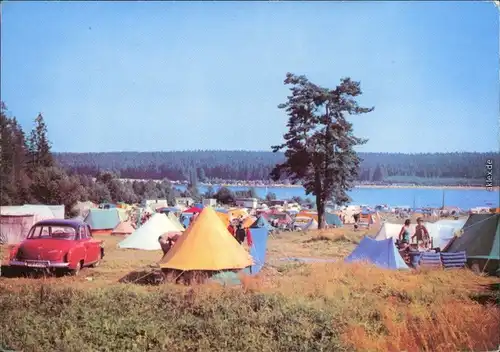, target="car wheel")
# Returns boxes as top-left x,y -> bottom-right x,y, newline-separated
69,261 -> 82,276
